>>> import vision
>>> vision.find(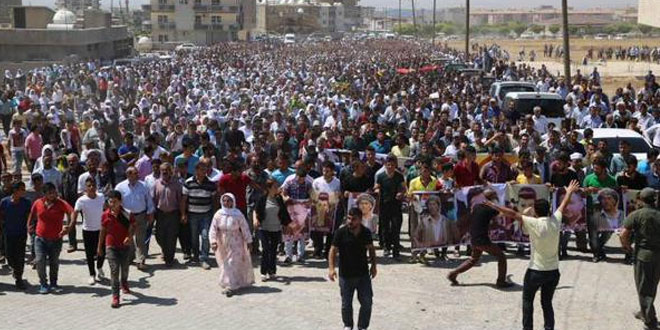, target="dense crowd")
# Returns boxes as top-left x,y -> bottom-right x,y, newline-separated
1,39 -> 660,330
